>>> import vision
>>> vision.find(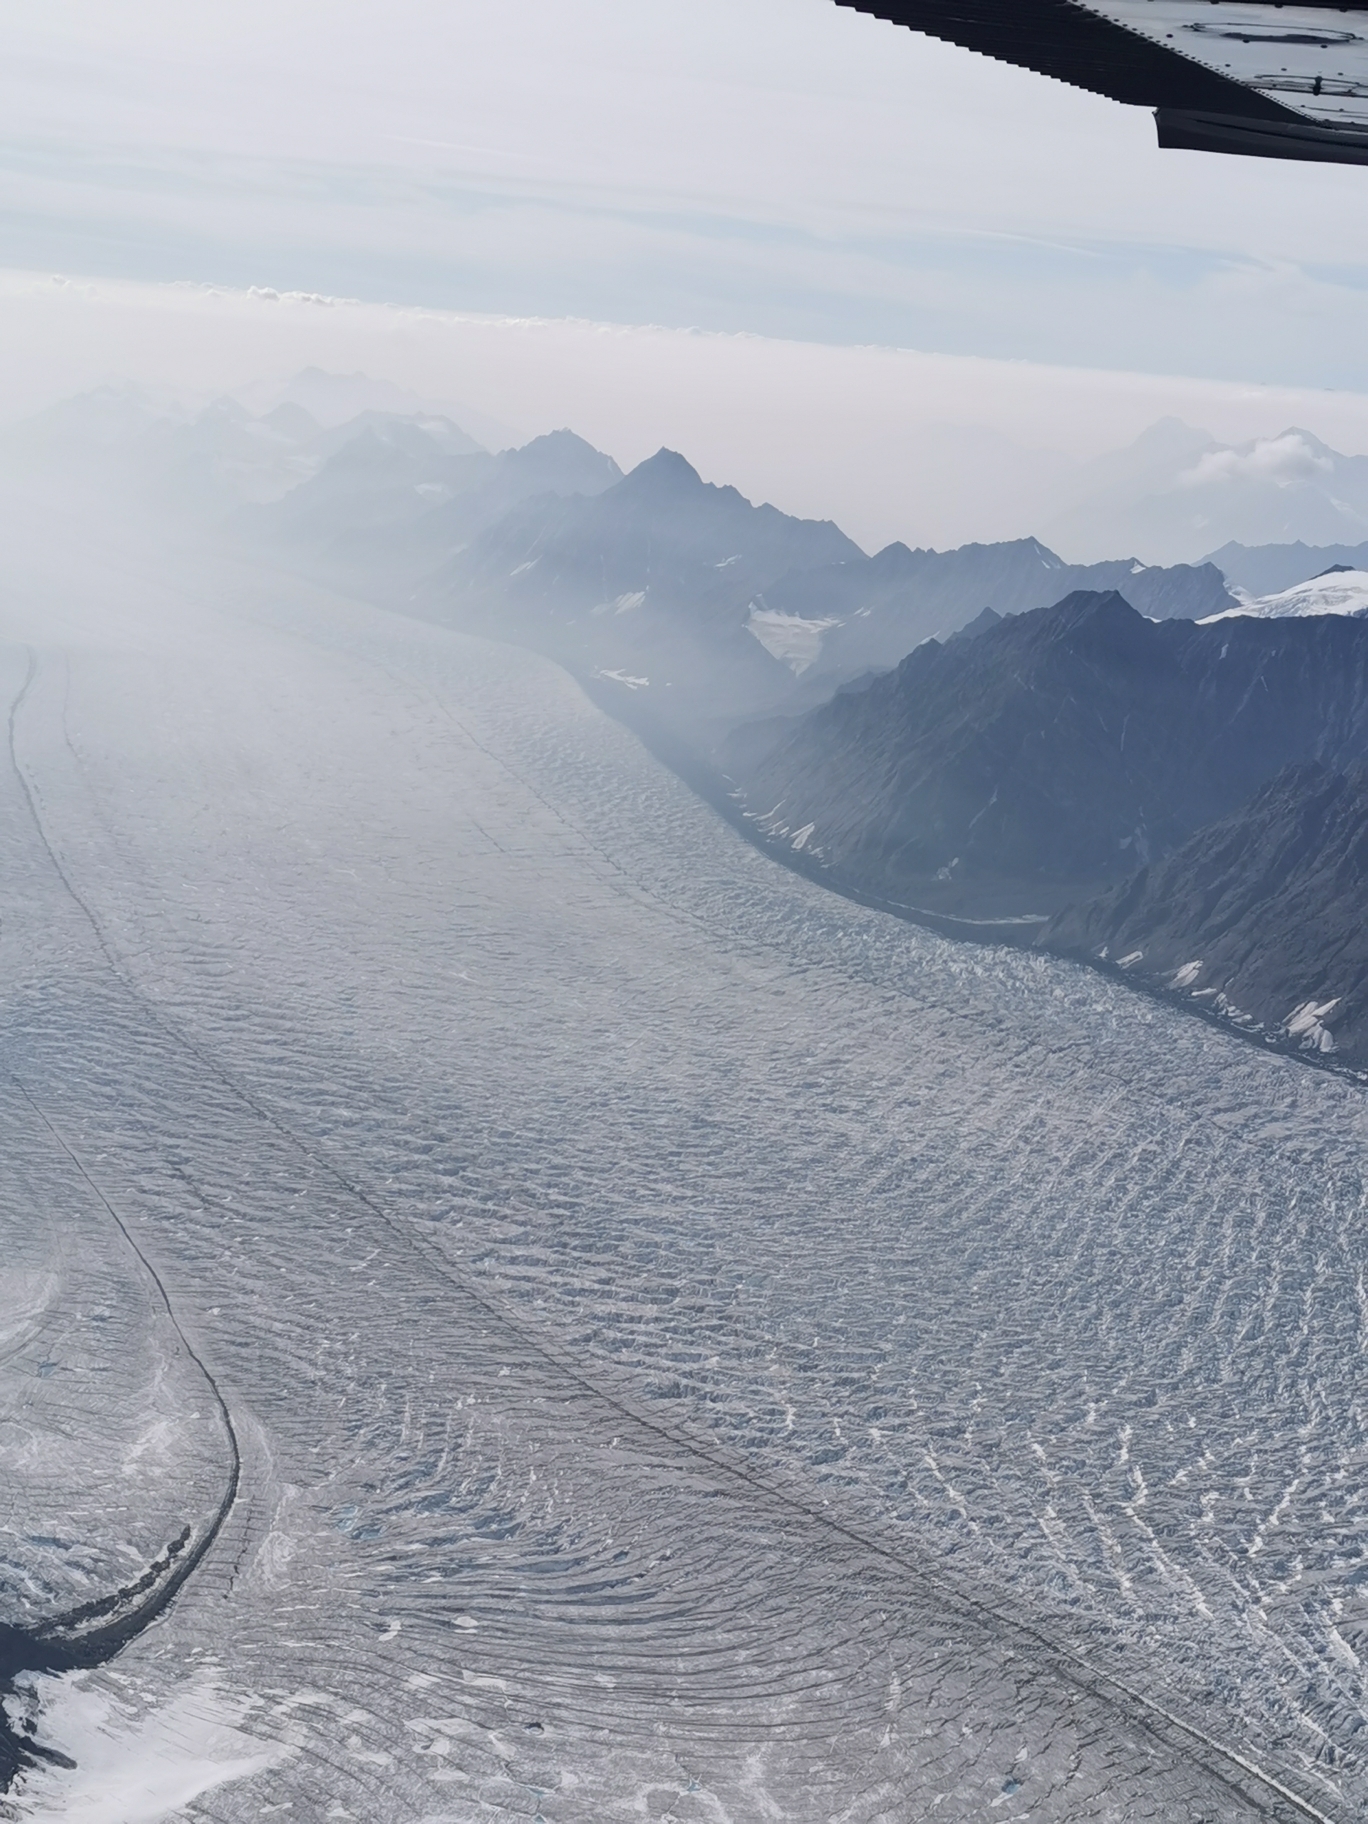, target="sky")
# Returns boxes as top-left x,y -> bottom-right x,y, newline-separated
5,0 -> 1368,548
